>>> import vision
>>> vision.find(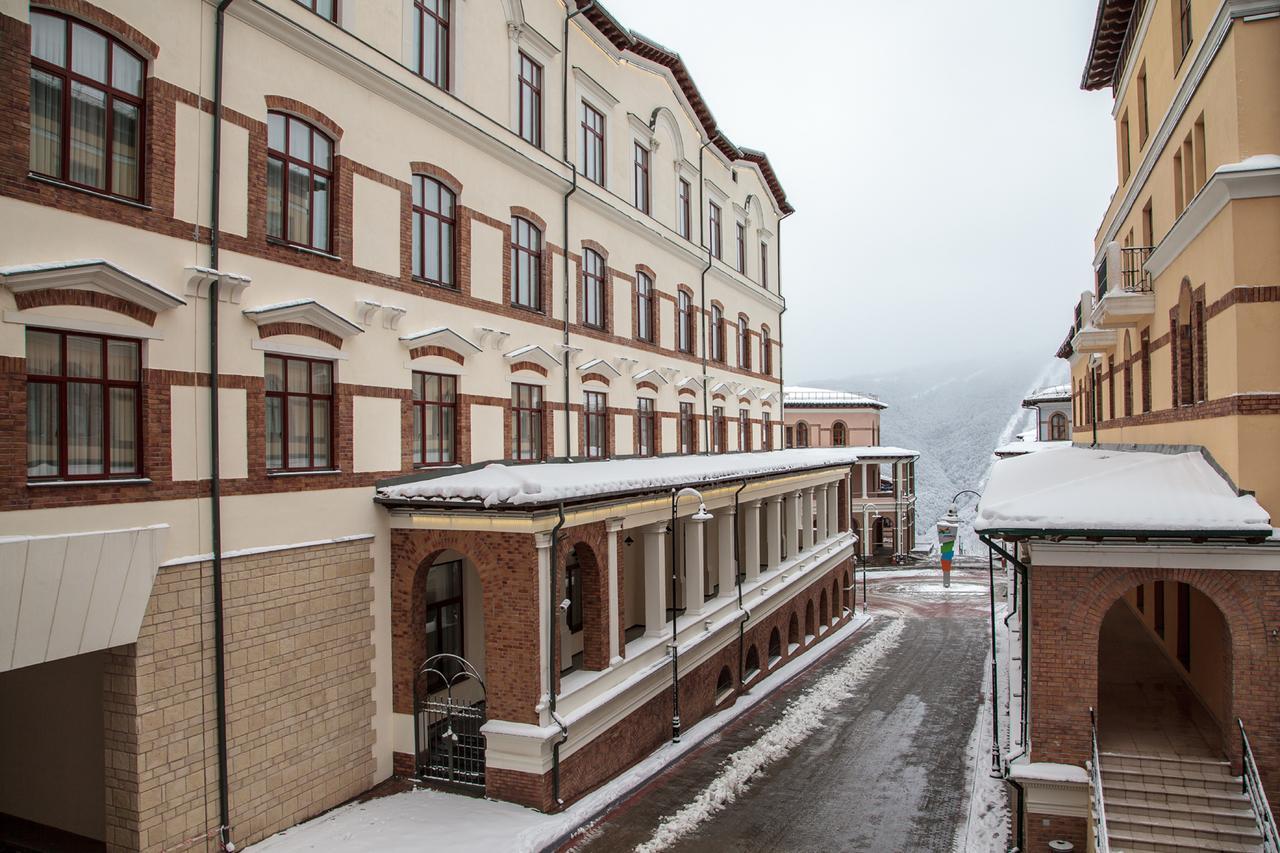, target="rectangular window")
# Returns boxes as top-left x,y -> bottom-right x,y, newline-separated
1177,582 -> 1191,669
1173,150 -> 1185,214
637,398 -> 655,457
267,112 -> 333,252
412,372 -> 457,465
762,330 -> 772,375
1119,112 -> 1131,183
636,271 -> 654,343
517,51 -> 543,148
583,249 -> 606,330
265,354 -> 334,471
511,383 -> 543,462
1141,330 -> 1152,413
738,408 -> 751,451
633,142 -> 650,214
1193,115 -> 1206,191
736,222 -> 746,273
679,401 -> 695,454
584,391 -> 607,459
737,318 -> 750,370
712,405 -> 725,454
414,0 -> 450,89
760,242 -> 769,289
761,412 -> 772,450
581,102 -> 605,186
1177,0 -> 1192,61
294,0 -> 336,20
26,329 -> 141,480
565,555 -> 583,632
1154,580 -> 1166,638
510,216 -> 542,311
1136,584 -> 1145,613
1141,199 -> 1153,247
1136,64 -> 1149,146
412,175 -> 456,288
708,202 -> 722,260
677,291 -> 693,354
677,178 -> 691,239
1107,356 -> 1116,420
